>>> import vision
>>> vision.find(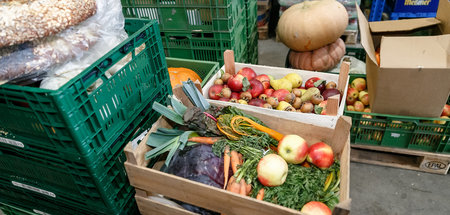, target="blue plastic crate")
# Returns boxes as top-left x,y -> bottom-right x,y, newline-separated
392,0 -> 439,13
390,11 -> 436,19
